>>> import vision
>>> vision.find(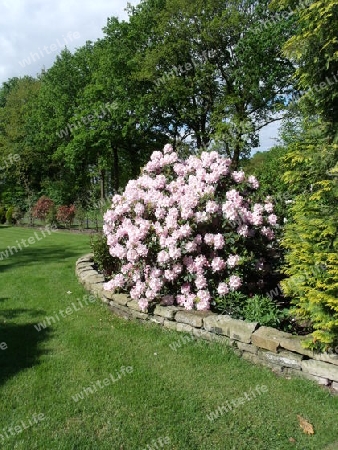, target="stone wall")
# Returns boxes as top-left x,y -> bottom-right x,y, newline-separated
76,254 -> 338,392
